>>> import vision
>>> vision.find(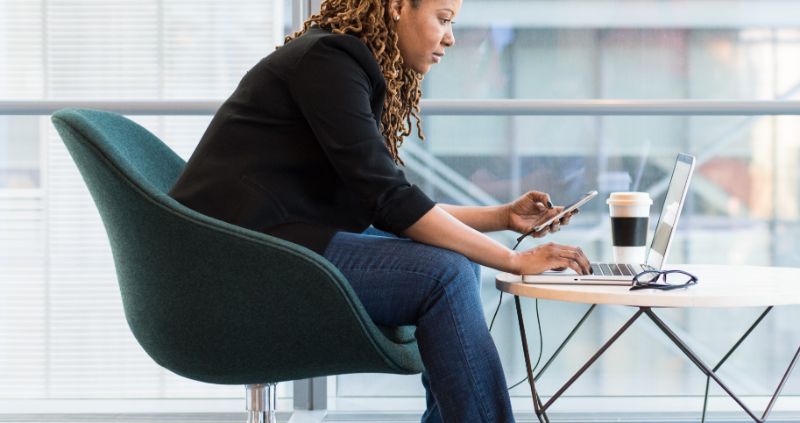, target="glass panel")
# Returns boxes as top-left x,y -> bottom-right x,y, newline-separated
0,0 -> 288,401
0,116 -> 40,189
3,0 -> 800,412
424,23 -> 800,100
336,0 -> 800,408
0,116 -> 287,399
339,114 -> 800,402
